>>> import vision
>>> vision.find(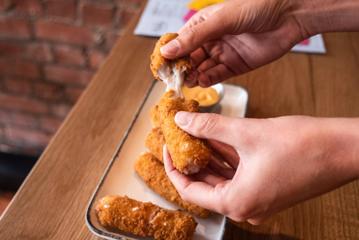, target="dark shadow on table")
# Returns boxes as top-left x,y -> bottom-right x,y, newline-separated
0,152 -> 38,191
223,221 -> 299,240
